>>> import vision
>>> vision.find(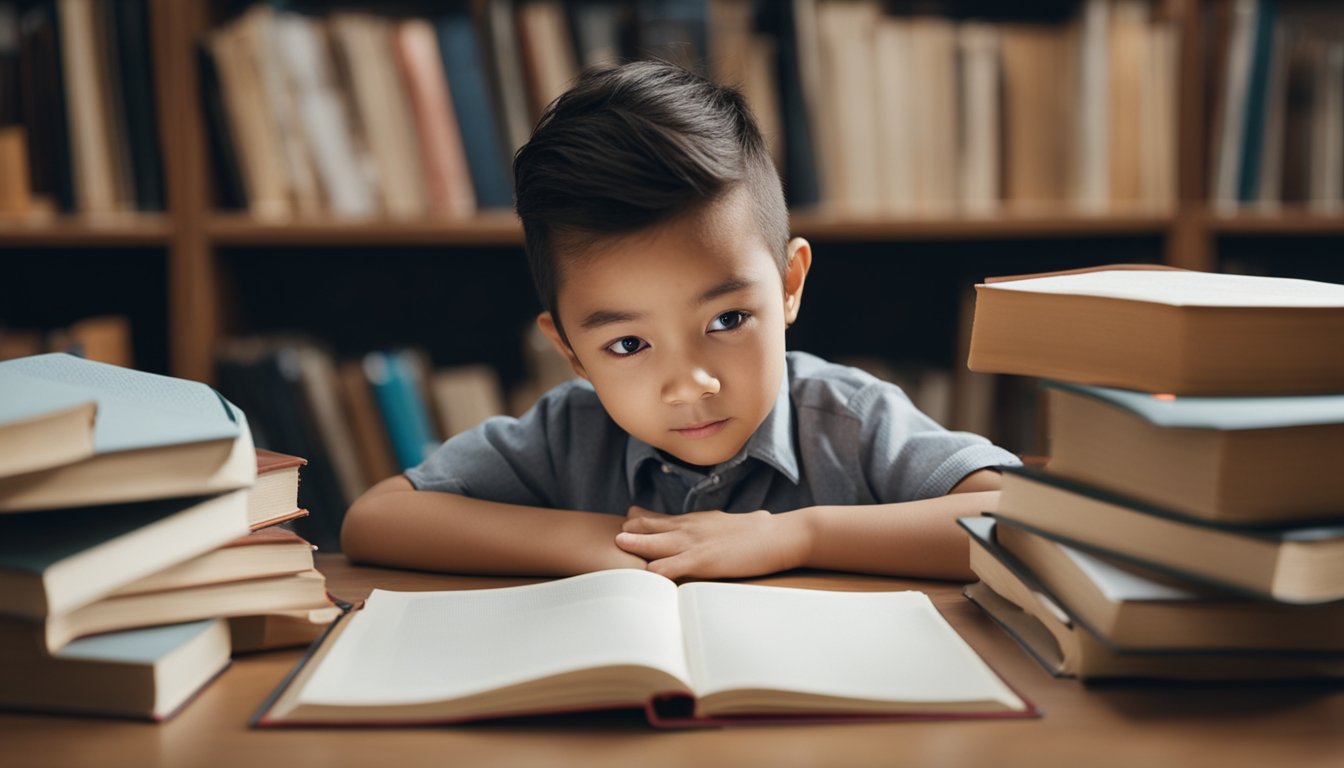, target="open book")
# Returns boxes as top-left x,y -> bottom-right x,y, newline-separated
254,569 -> 1032,727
